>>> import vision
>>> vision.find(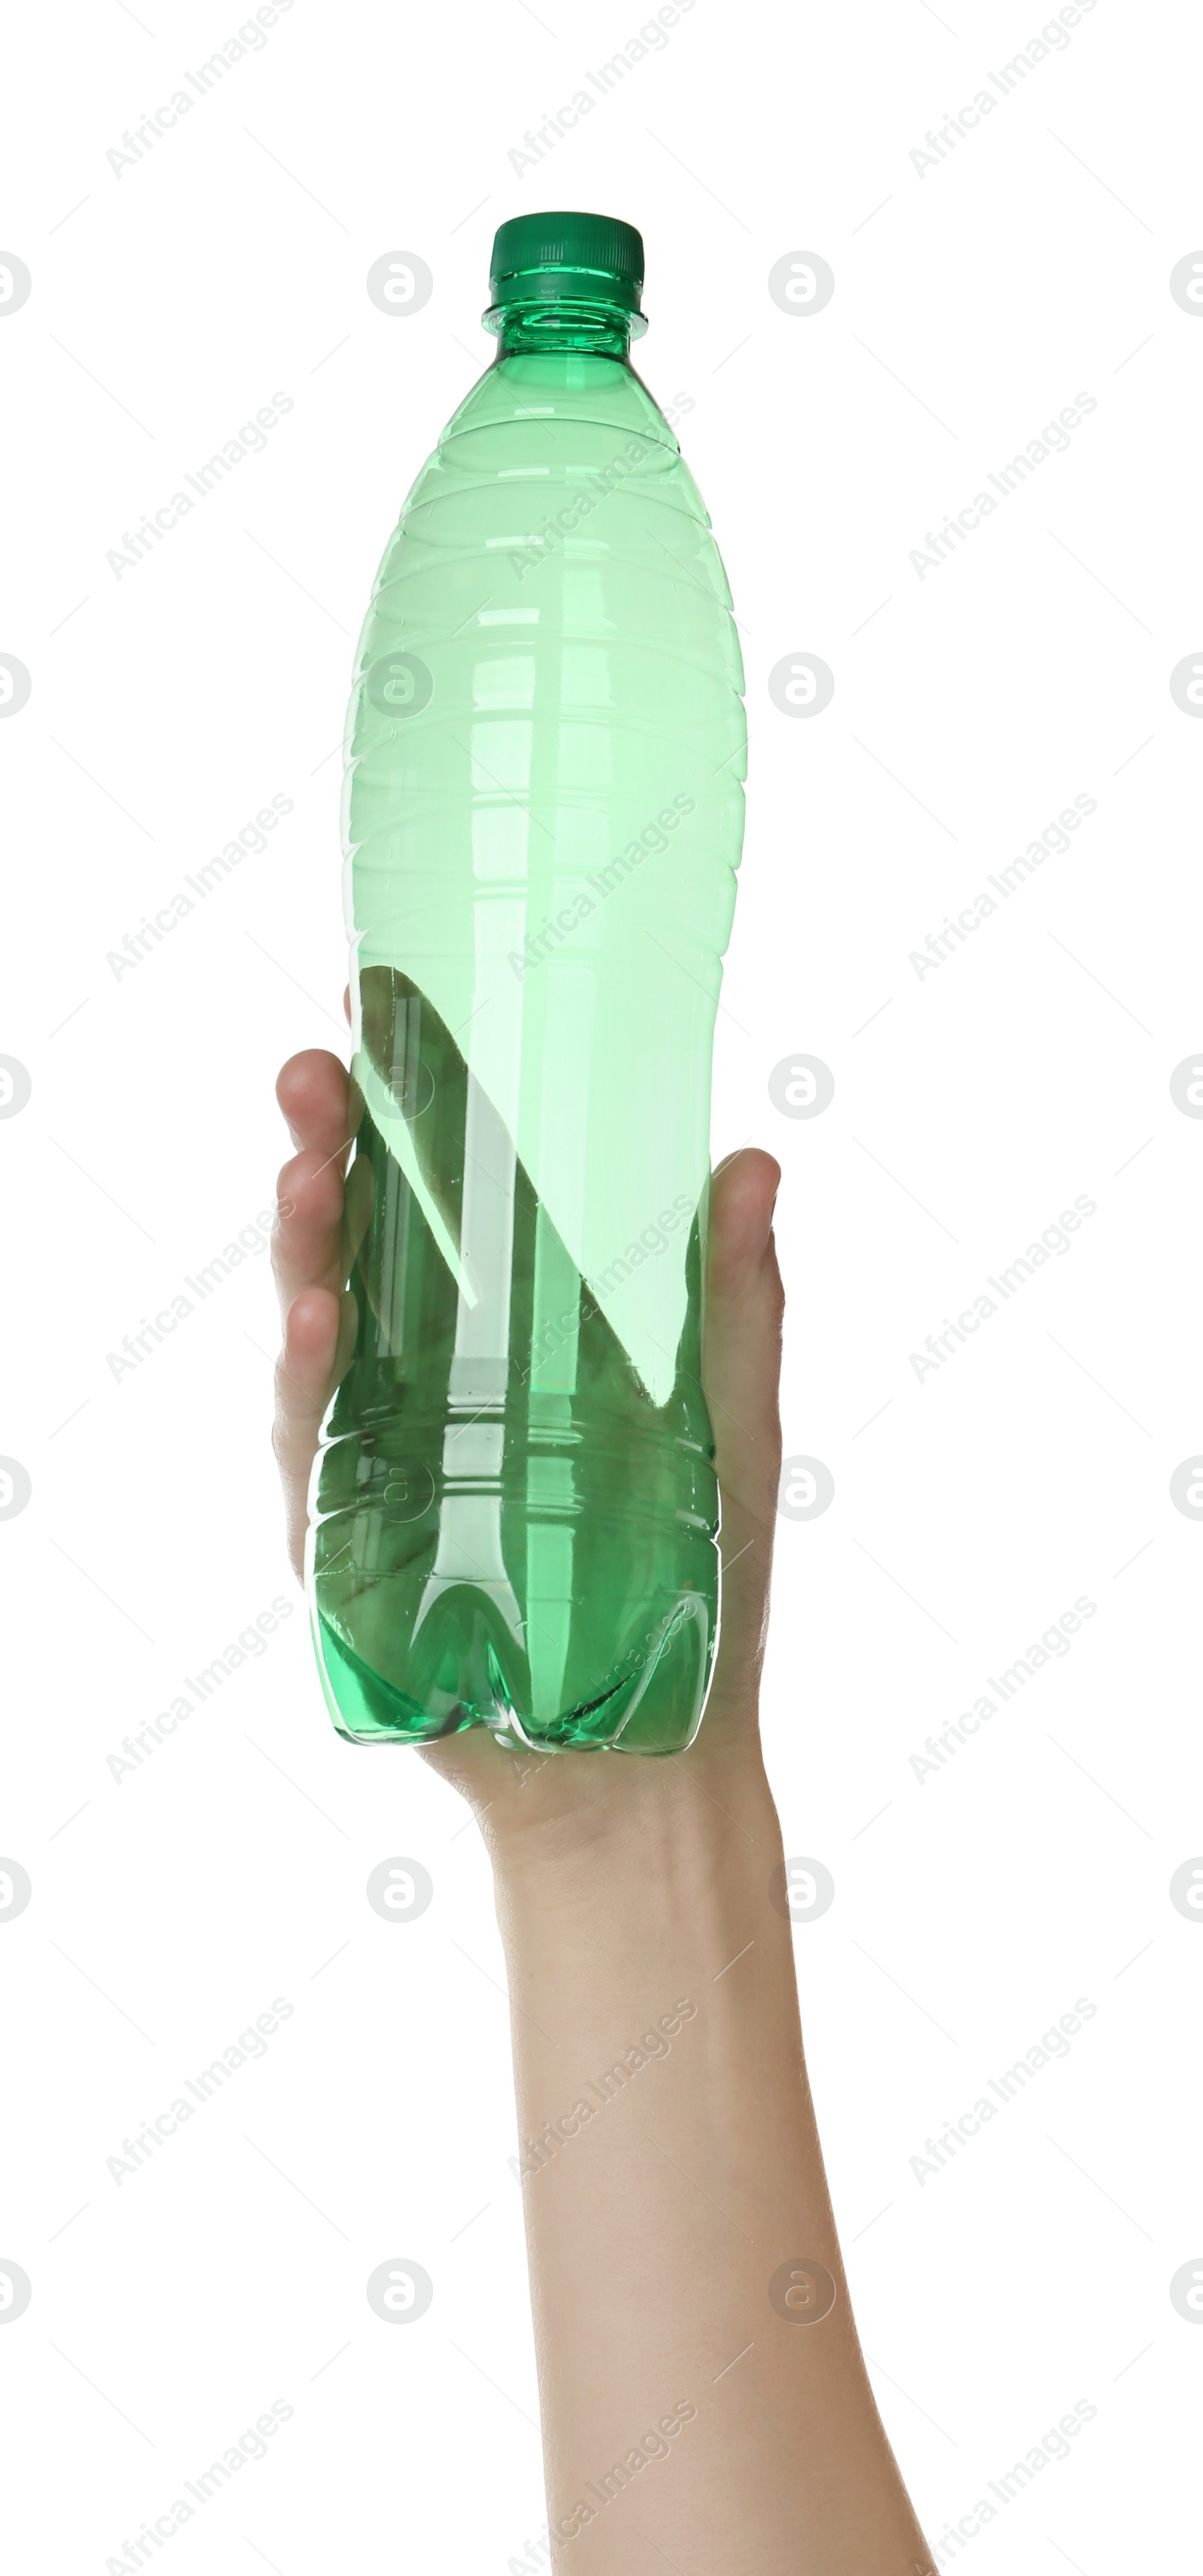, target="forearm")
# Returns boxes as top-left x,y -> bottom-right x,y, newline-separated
492,1755 -> 931,2574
